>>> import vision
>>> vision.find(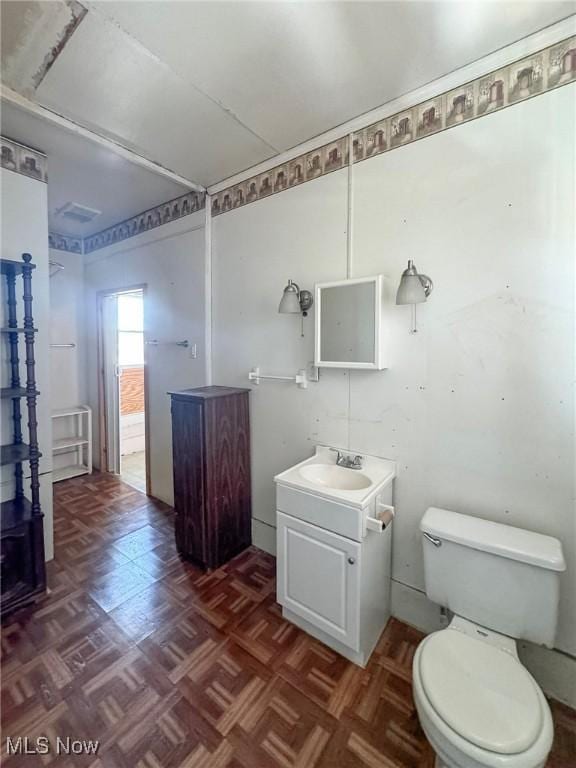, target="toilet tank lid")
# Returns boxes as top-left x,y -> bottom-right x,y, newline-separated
421,508 -> 566,572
